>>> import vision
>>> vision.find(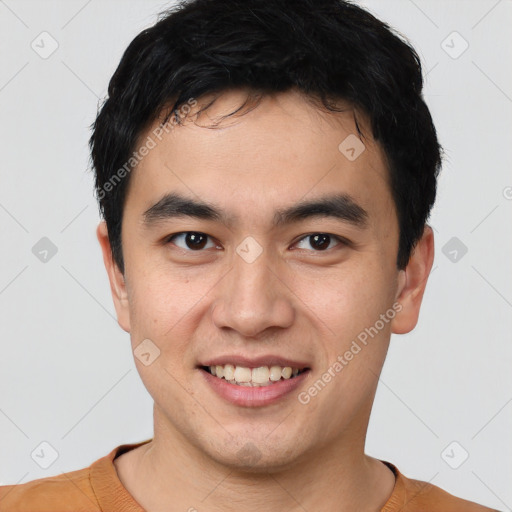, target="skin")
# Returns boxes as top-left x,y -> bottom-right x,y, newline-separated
97,88 -> 434,512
